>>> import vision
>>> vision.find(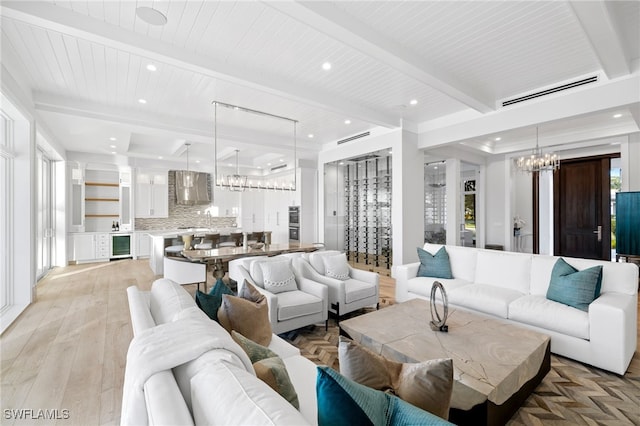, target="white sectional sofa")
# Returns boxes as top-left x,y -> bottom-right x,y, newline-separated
393,244 -> 639,375
123,279 -> 319,425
